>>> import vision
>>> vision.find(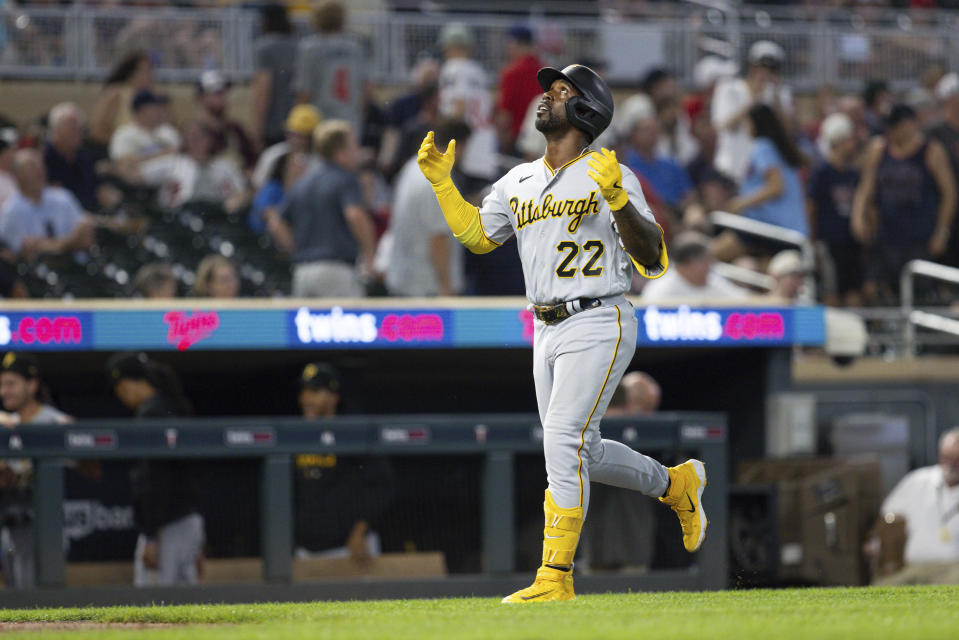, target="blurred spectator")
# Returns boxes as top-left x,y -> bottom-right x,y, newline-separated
437,23 -> 497,180
641,231 -> 748,301
685,113 -> 735,228
906,86 -> 938,131
0,128 -> 18,211
195,70 -> 257,171
251,3 -> 297,149
928,73 -> 959,268
495,24 -> 543,151
836,94 -> 871,160
610,371 -> 662,416
295,1 -> 366,135
293,362 -> 394,561
713,40 -> 793,183
252,104 -> 321,190
0,353 -> 72,589
89,50 -> 154,156
384,120 -> 469,297
44,103 -> 101,212
389,84 -> 441,178
716,104 -> 807,262
106,352 -> 203,587
642,67 -> 698,165
191,254 -> 239,298
863,80 -> 892,136
766,250 -> 805,302
109,90 -> 177,166
685,56 -> 738,125
250,150 -> 310,234
139,120 -> 249,213
133,262 -> 177,299
386,58 -> 440,133
852,104 -> 956,303
877,427 -> 959,582
265,120 -> 375,297
809,112 -> 864,306
621,95 -> 697,219
379,59 -> 440,177
0,149 -> 96,261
